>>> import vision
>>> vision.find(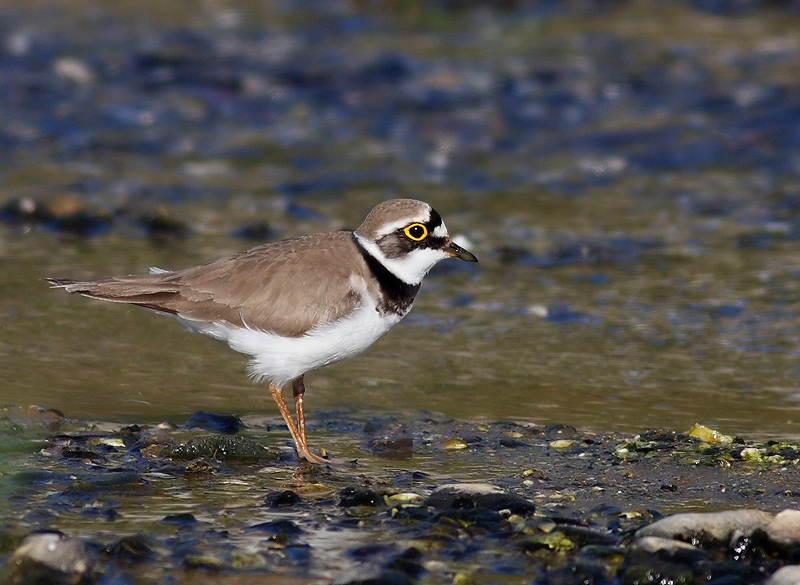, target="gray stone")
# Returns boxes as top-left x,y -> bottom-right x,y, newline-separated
766,510 -> 800,550
630,536 -> 707,564
765,565 -> 800,585
635,509 -> 774,547
5,532 -> 95,585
